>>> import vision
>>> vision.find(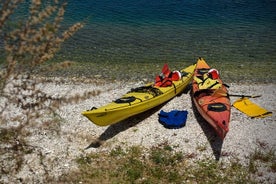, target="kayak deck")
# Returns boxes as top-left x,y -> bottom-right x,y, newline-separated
192,58 -> 231,139
82,64 -> 196,126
